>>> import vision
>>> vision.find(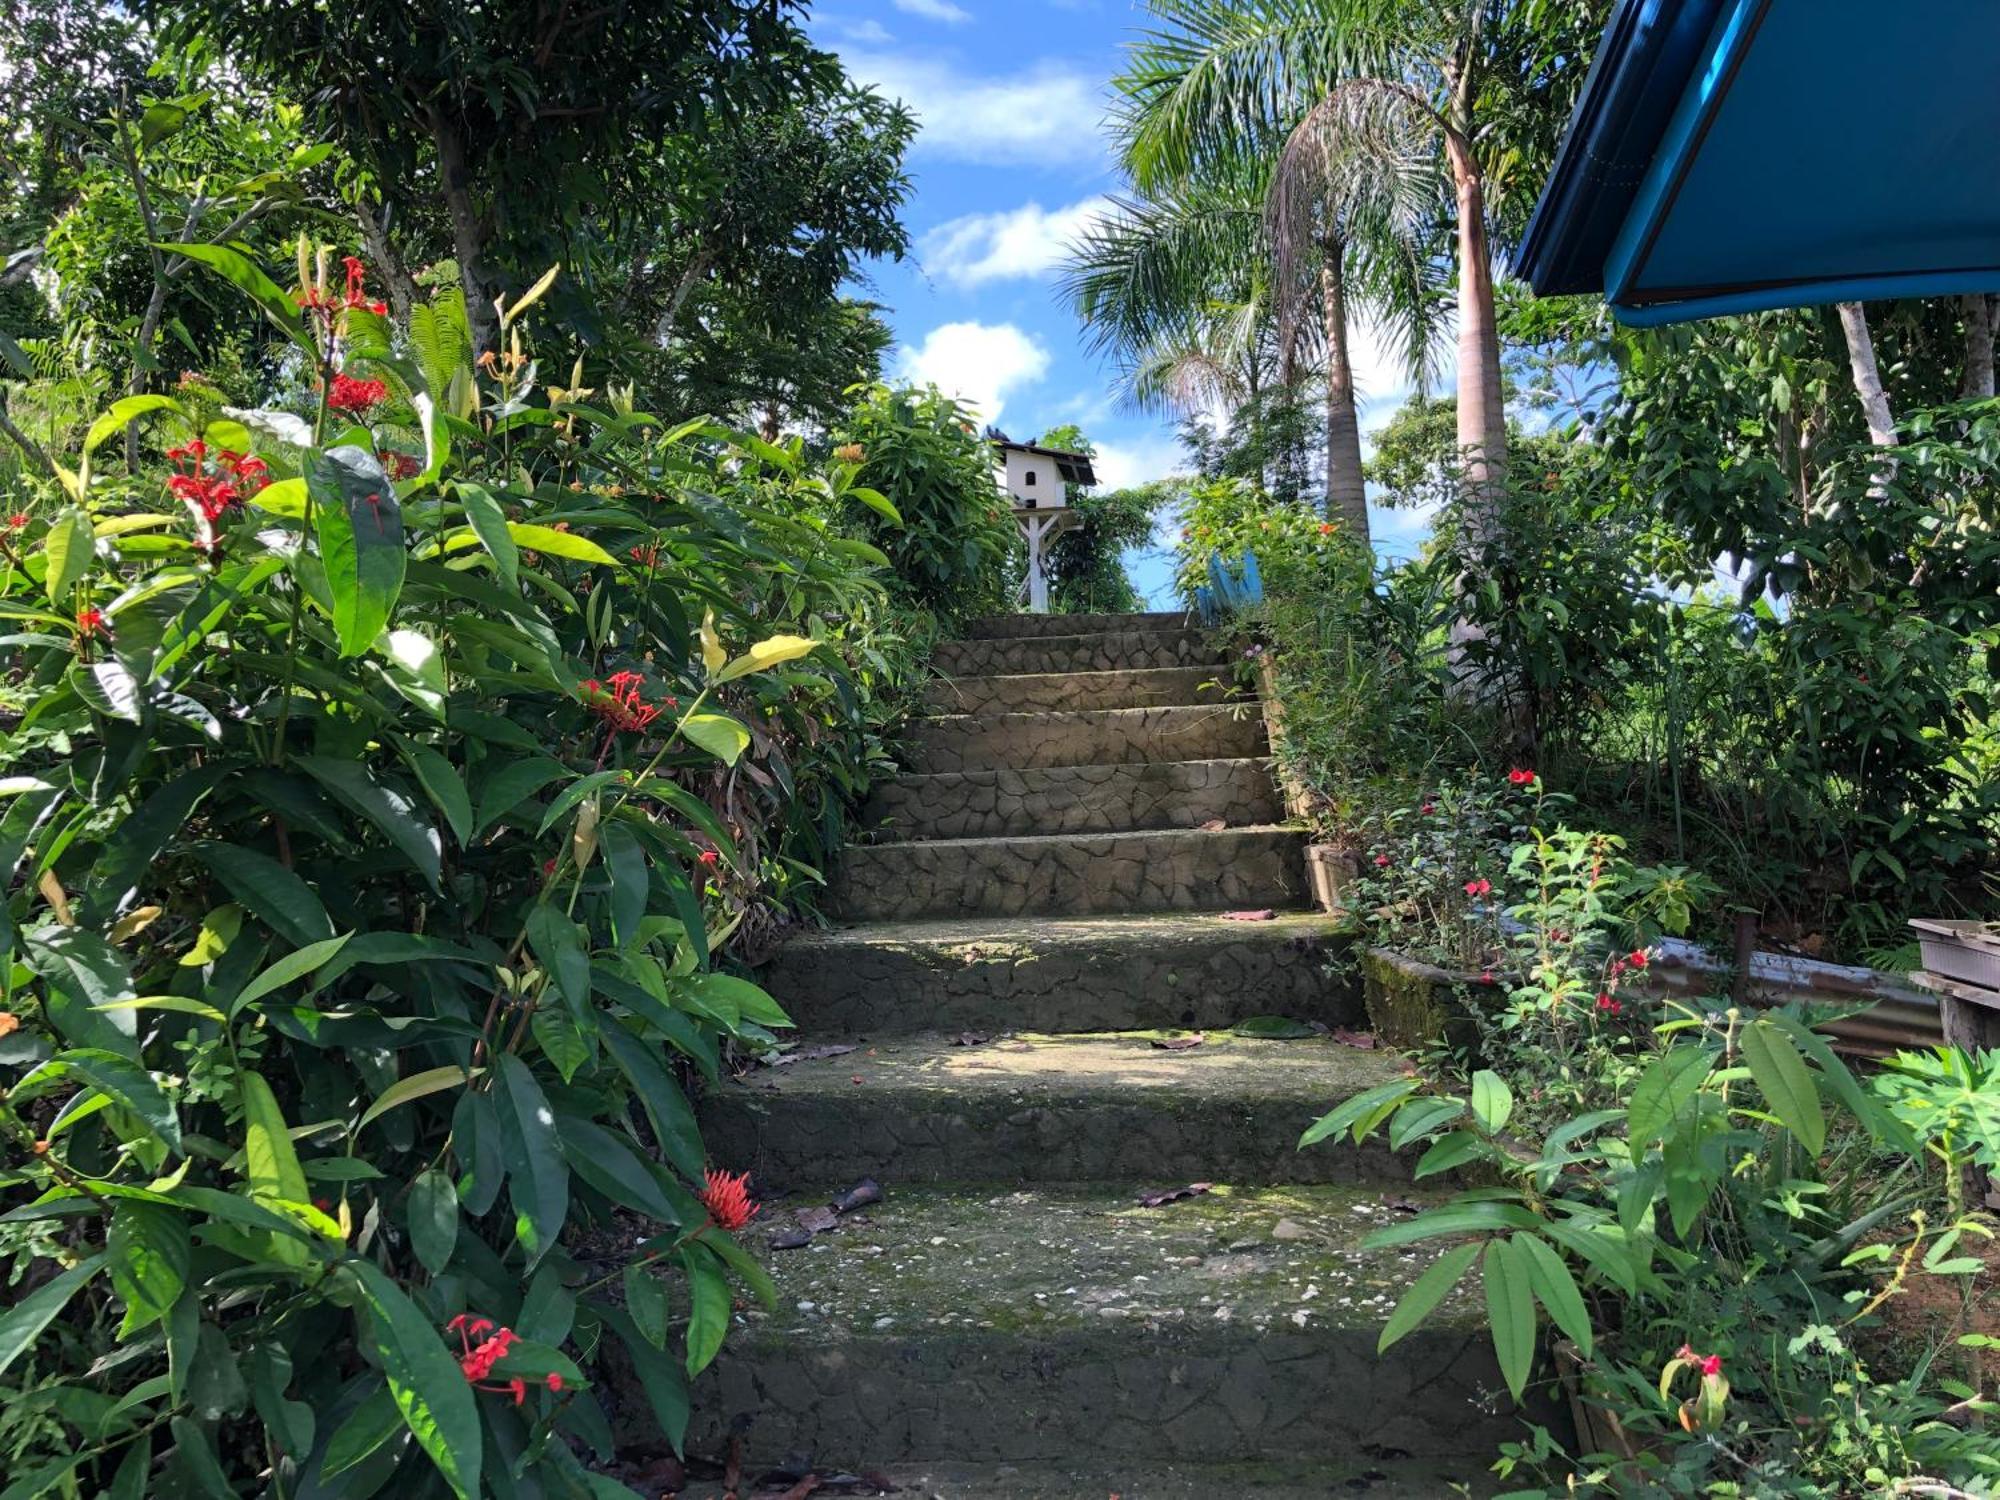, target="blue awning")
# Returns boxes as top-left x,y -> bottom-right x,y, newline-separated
1517,0 -> 2000,325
